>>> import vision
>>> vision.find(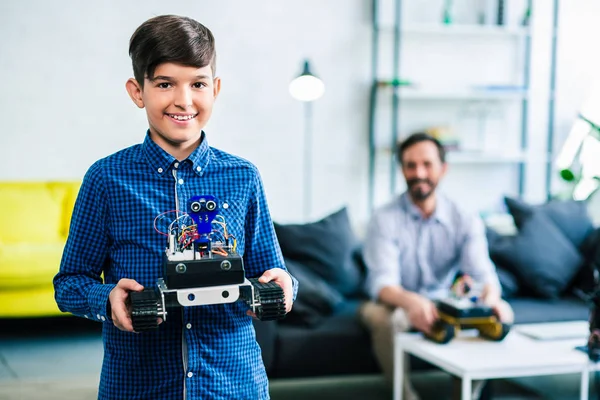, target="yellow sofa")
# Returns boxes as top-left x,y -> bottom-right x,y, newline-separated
0,181 -> 81,318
